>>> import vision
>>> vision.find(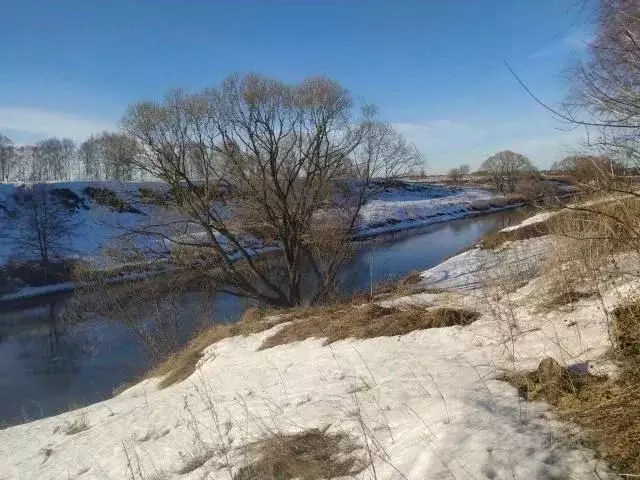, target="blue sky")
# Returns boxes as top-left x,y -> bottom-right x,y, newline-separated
0,0 -> 592,171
